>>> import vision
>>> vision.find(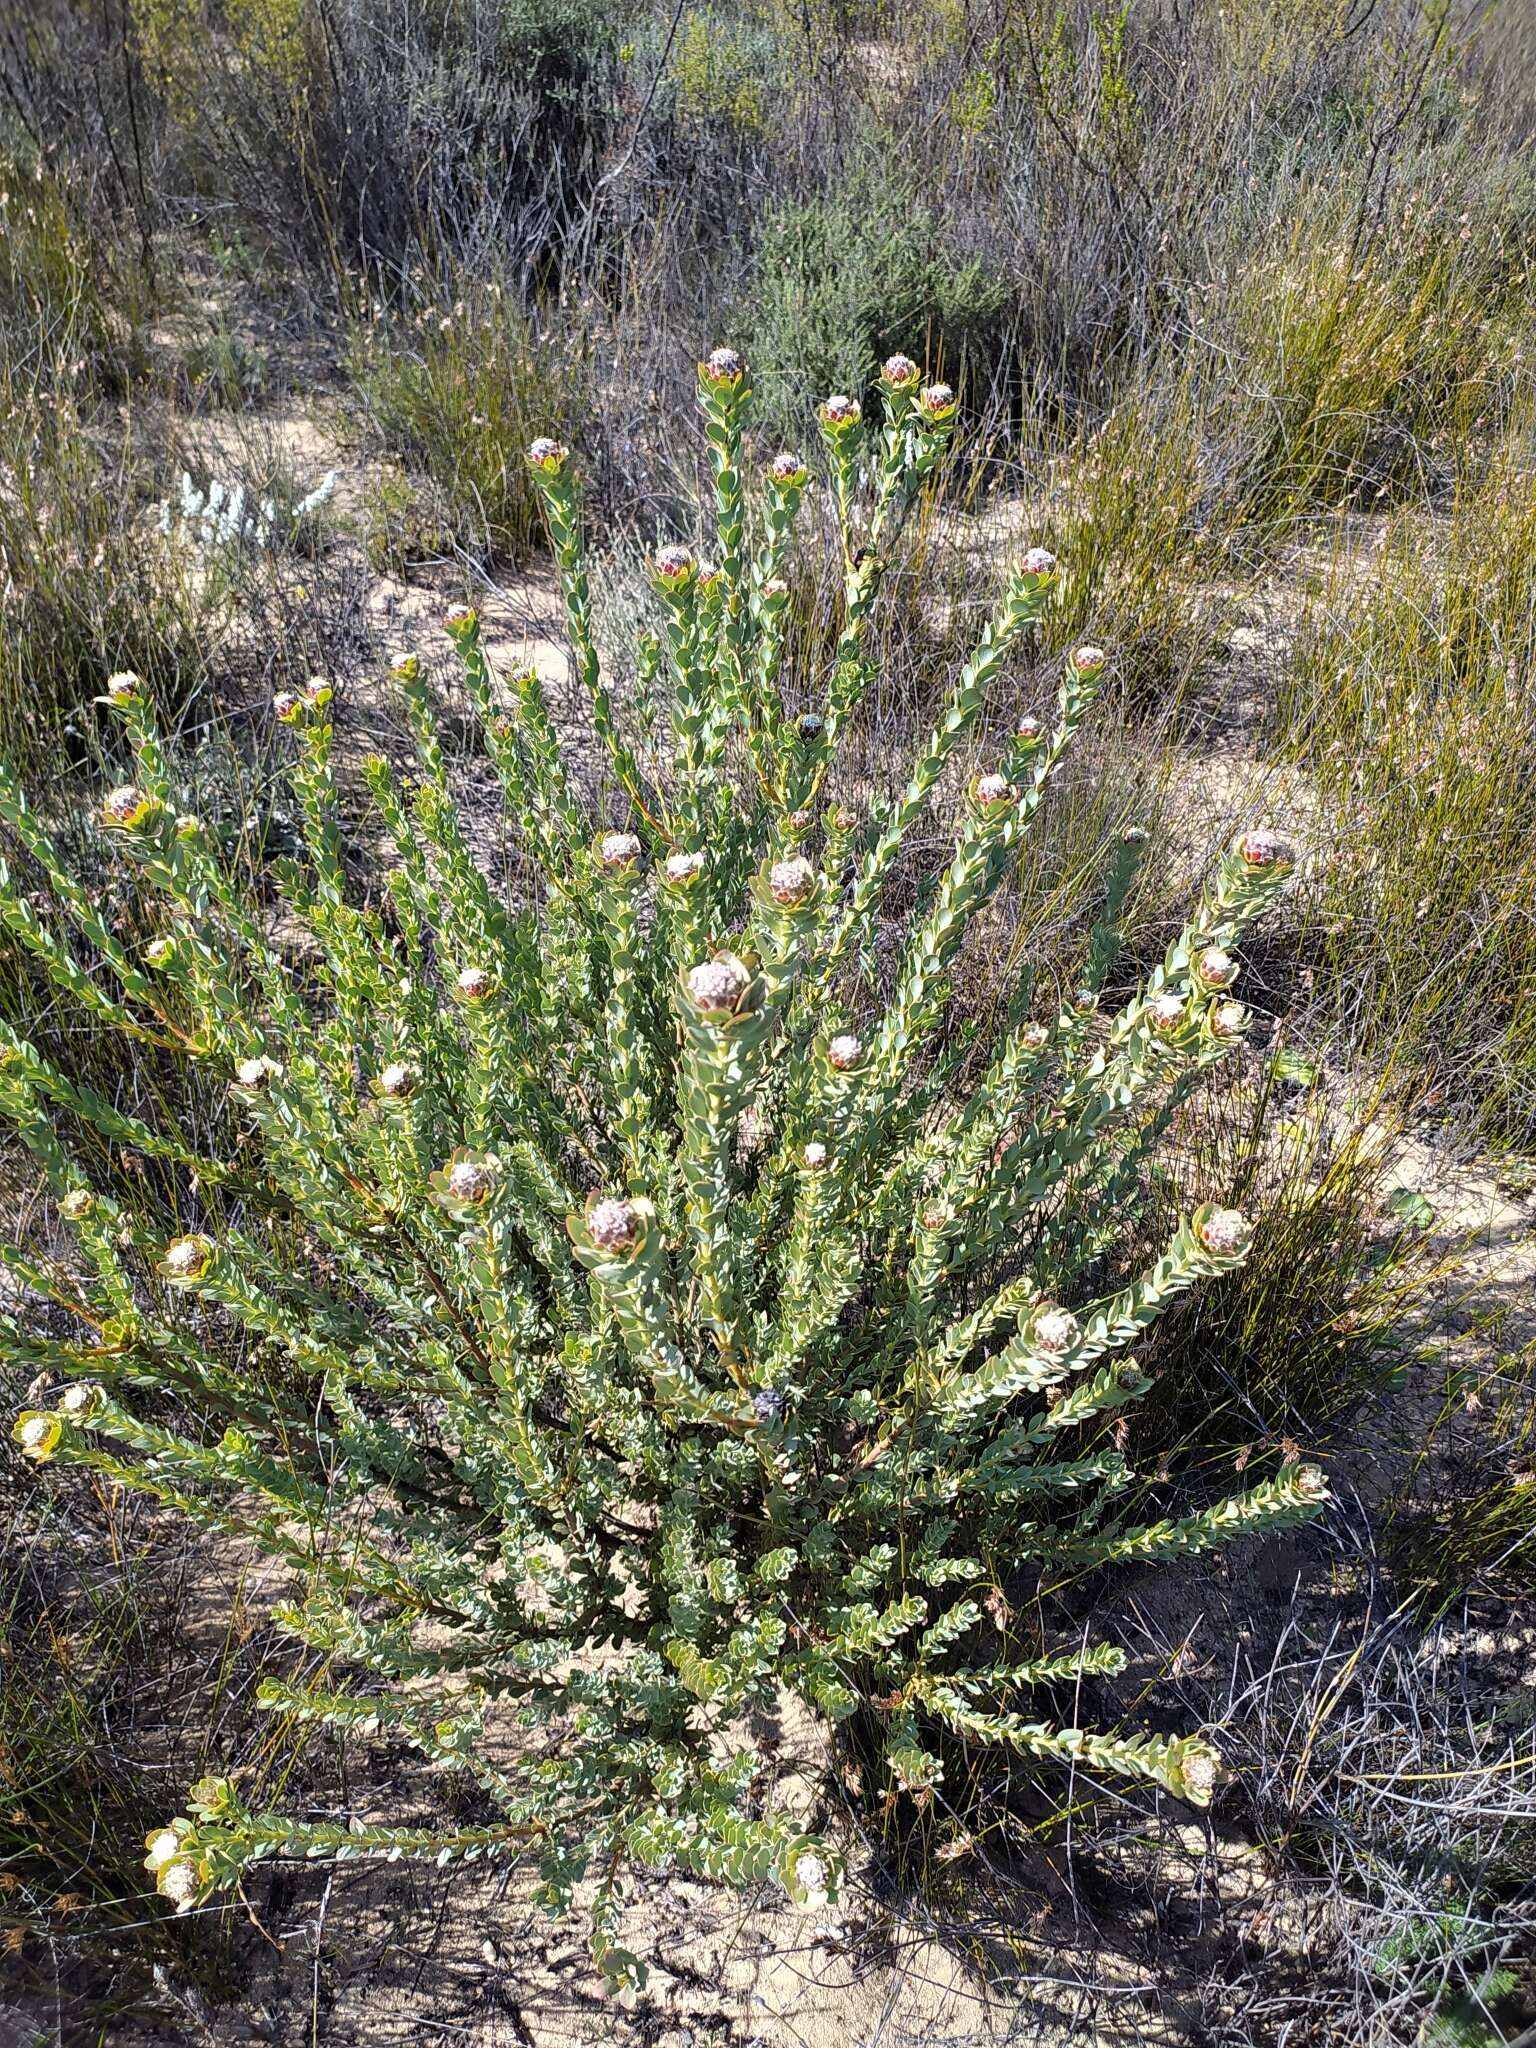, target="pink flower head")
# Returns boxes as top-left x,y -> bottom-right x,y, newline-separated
303,675 -> 333,710
769,452 -> 808,487
653,544 -> 696,586
272,690 -> 303,723
830,806 -> 859,833
390,652 -> 421,681
1196,946 -> 1238,988
918,382 -> 956,419
827,1033 -> 863,1071
1019,546 -> 1057,579
454,965 -> 494,1002
101,784 -> 156,829
768,856 -> 816,907
1197,1207 -> 1251,1256
105,671 -> 142,703
881,353 -> 919,388
820,394 -> 861,429
588,1197 -> 641,1252
687,958 -> 749,1014
1015,714 -> 1045,743
974,772 -> 1015,809
786,807 -> 814,833
1238,828 -> 1294,869
526,438 -> 568,474
1020,1021 -> 1049,1050
446,1157 -> 496,1205
664,851 -> 705,886
1209,999 -> 1249,1040
701,346 -> 746,387
1032,1306 -> 1080,1356
1148,992 -> 1188,1034
598,830 -> 642,871
1072,645 -> 1106,675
